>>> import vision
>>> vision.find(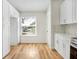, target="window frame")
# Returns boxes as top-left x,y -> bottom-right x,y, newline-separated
21,16 -> 37,36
